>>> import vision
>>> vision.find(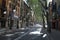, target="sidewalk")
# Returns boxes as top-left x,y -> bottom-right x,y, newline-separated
47,29 -> 60,40
2,28 -> 31,33
0,28 -> 30,40
0,28 -> 7,35
41,28 -> 60,40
